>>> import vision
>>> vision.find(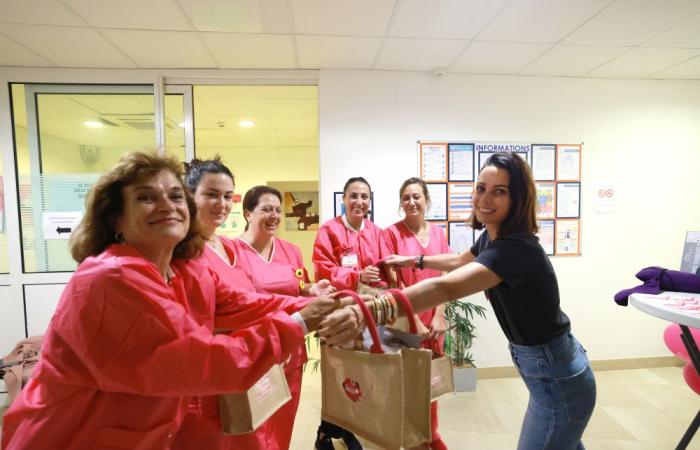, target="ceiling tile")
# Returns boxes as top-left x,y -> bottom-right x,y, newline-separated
195,85 -> 260,99
521,44 -> 630,76
479,0 -> 611,43
0,0 -> 87,26
375,38 -> 467,71
201,32 -> 295,68
291,0 -> 396,36
296,35 -> 382,69
0,34 -> 54,66
64,0 -> 194,30
270,116 -> 317,129
451,41 -> 549,74
587,47 -> 700,78
262,98 -> 317,116
195,98 -> 266,116
655,55 -> 700,78
643,14 -> 700,48
179,0 -> 290,33
101,29 -> 216,68
257,86 -> 317,99
1,24 -> 137,67
389,0 -> 507,40
563,0 -> 700,46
